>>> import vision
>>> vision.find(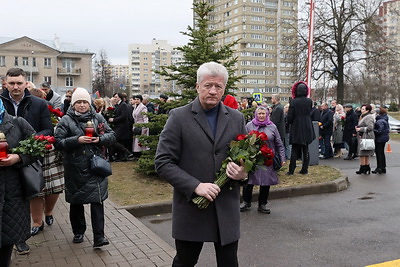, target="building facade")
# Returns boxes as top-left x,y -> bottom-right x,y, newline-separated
0,36 -> 94,94
204,0 -> 299,102
128,39 -> 184,97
